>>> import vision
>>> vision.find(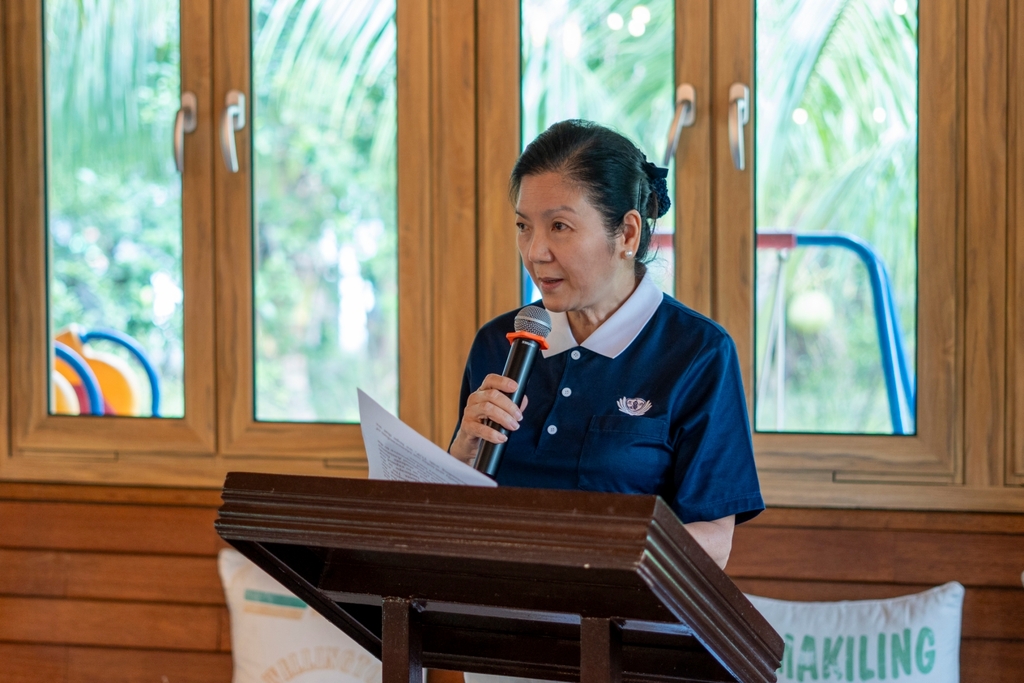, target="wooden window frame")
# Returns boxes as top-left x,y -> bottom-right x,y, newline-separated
715,0 -> 961,483
2,0 -> 219,483
1,0 -> 478,486
476,0 -> 714,324
716,0 -> 1024,510
3,0 -> 1019,501
477,0 -> 1024,511
212,0 -> 473,467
